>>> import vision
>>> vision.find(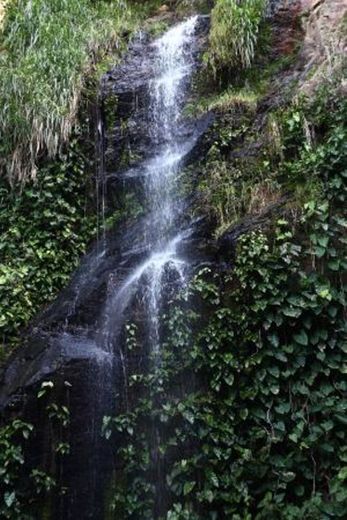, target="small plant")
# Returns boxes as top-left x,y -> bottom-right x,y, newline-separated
0,419 -> 33,517
207,0 -> 268,75
186,87 -> 259,115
